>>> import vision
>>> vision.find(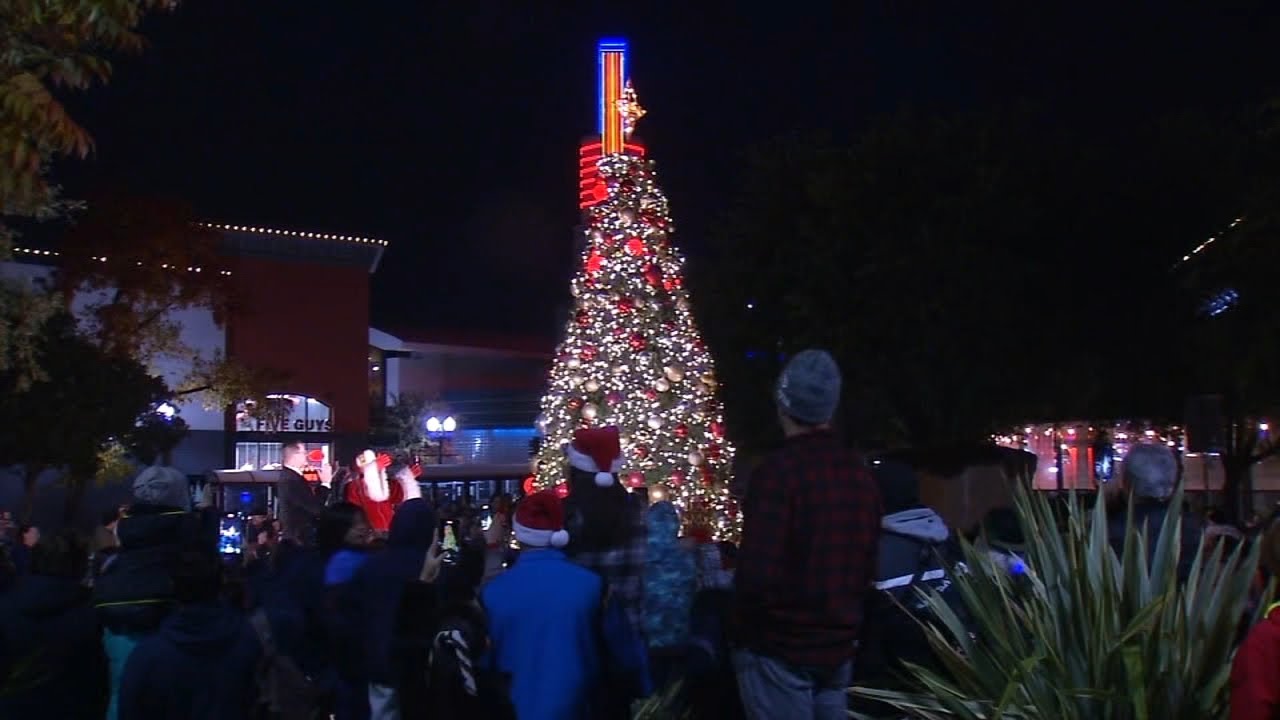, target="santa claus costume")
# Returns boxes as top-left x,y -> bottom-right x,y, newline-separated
346,450 -> 404,533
